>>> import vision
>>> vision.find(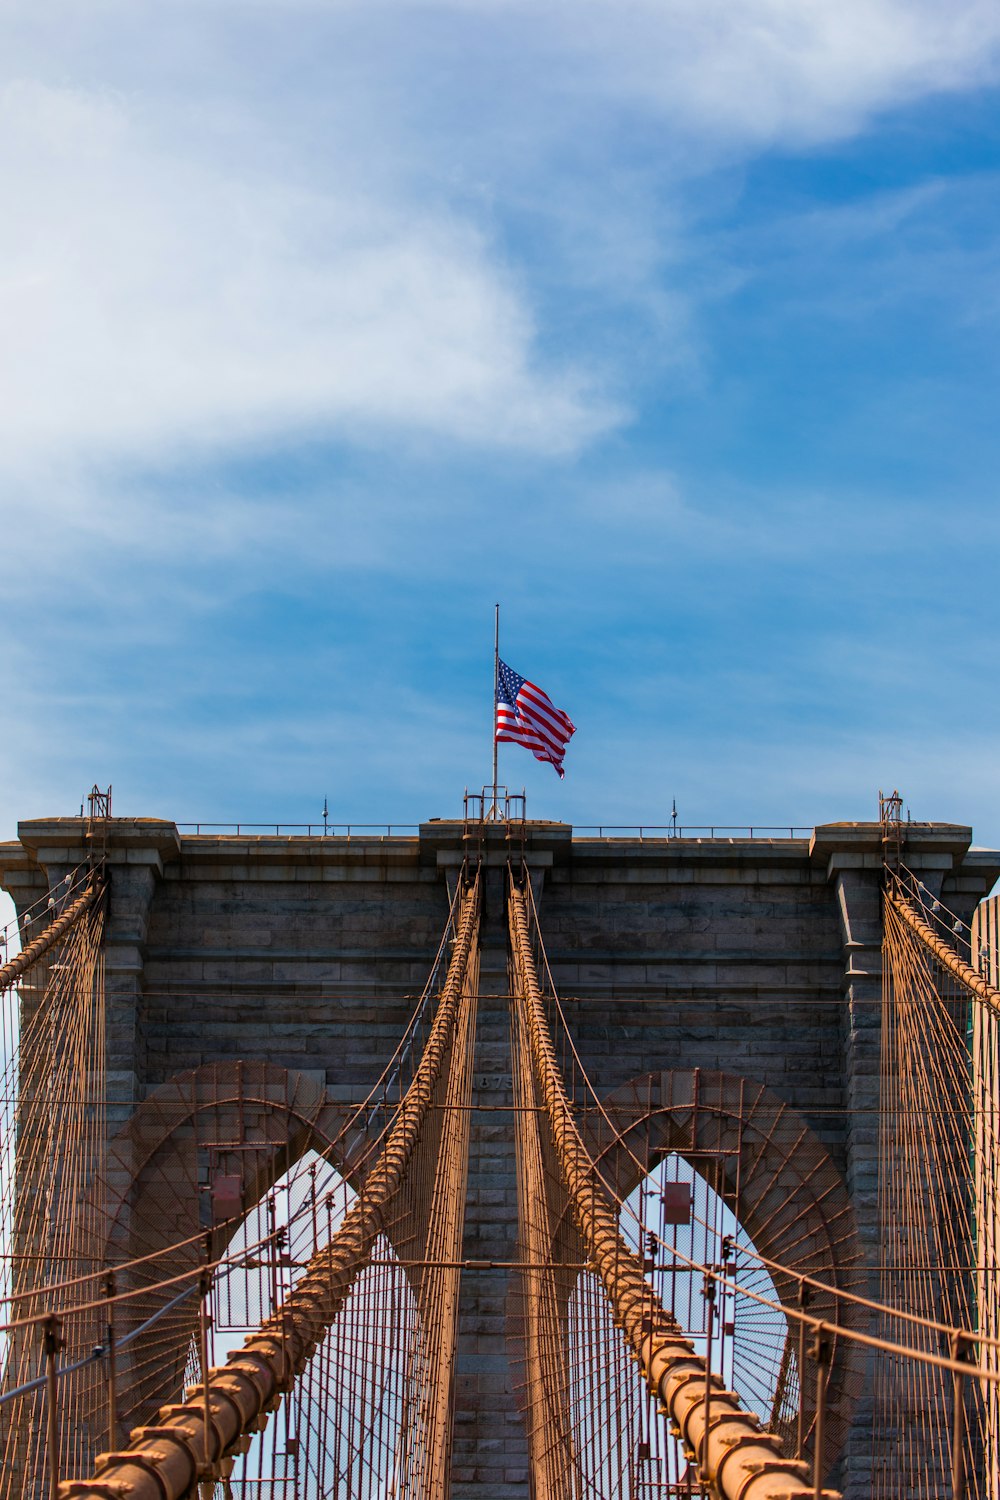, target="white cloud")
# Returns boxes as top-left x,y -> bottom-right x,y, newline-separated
0,77 -> 616,482
2,0 -> 996,504
389,0 -> 1000,146
0,0 -> 998,866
